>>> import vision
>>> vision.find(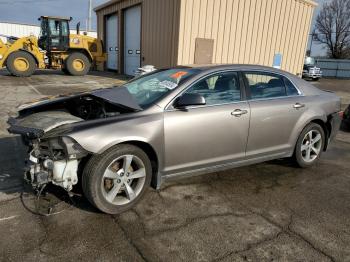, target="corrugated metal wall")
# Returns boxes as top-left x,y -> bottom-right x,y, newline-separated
96,0 -> 180,69
315,59 -> 350,78
176,0 -> 315,75
142,0 -> 181,67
